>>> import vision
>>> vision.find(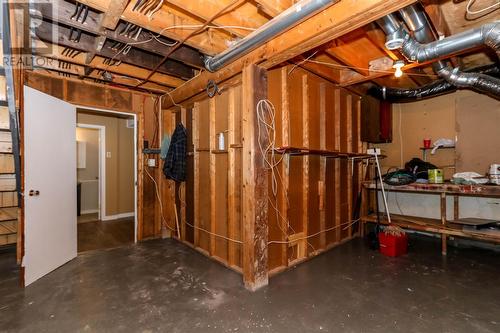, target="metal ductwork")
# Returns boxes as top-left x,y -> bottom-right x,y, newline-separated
368,65 -> 500,102
204,0 -> 334,72
376,4 -> 500,98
